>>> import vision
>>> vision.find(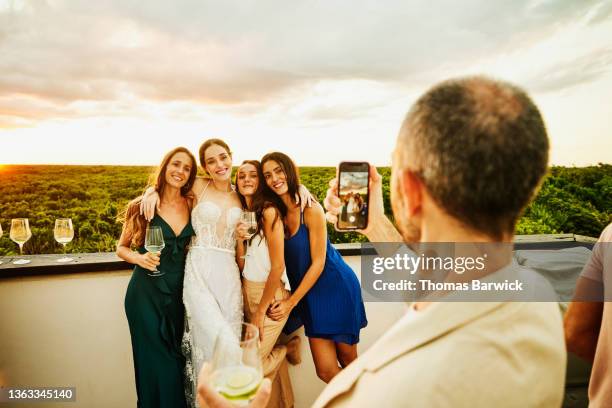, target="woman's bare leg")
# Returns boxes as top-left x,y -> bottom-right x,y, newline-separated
336,342 -> 358,368
309,338 -> 341,383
